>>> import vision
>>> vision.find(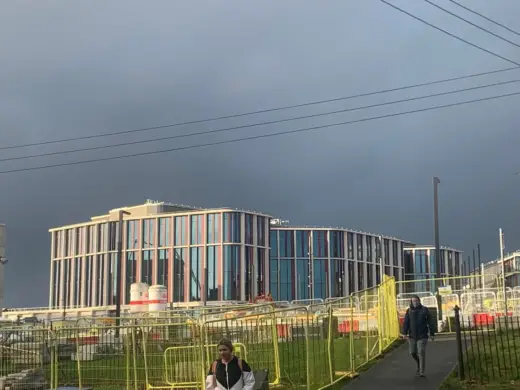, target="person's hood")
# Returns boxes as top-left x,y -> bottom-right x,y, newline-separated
409,302 -> 423,310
